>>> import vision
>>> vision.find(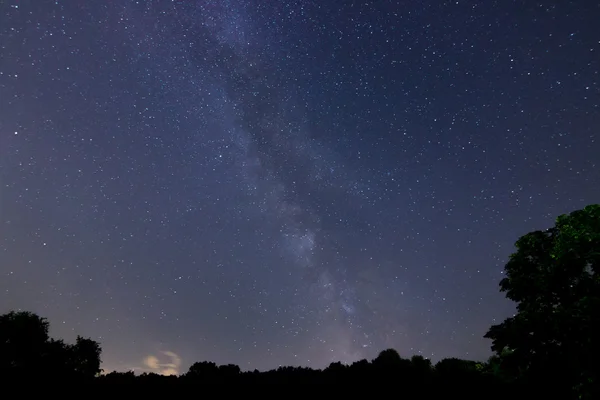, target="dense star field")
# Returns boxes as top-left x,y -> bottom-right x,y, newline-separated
1,1 -> 599,374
